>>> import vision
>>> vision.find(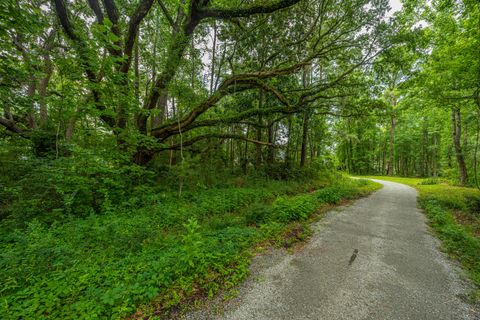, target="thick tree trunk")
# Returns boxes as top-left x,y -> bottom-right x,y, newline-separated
38,54 -> 53,127
285,115 -> 293,165
134,27 -> 188,164
231,130 -> 236,169
134,40 -> 140,102
209,21 -> 217,95
300,112 -> 309,167
65,118 -> 76,141
65,107 -> 81,141
26,79 -> 37,129
255,92 -> 264,168
151,94 -> 168,129
348,138 -> 353,172
382,136 -> 387,175
452,108 -> 468,185
242,125 -> 250,174
267,121 -> 274,164
309,129 -> 315,160
386,115 -> 396,176
425,124 -> 430,176
140,16 -> 199,135
300,65 -> 311,168
255,119 -> 262,168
